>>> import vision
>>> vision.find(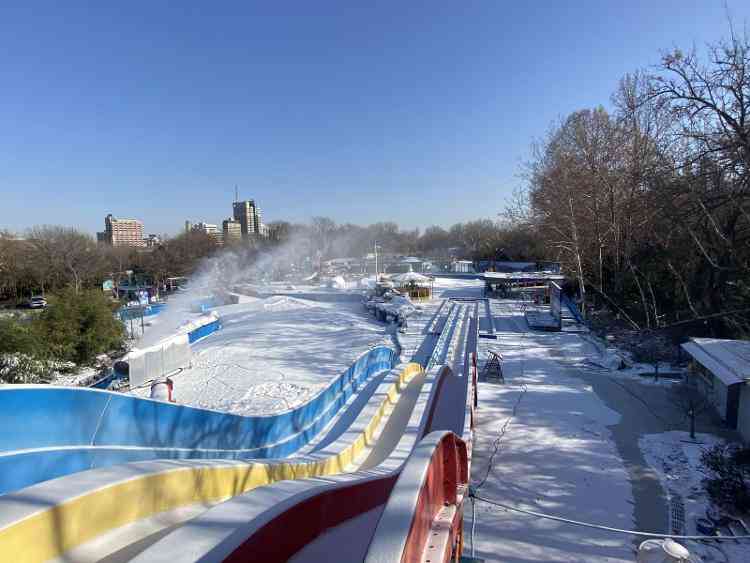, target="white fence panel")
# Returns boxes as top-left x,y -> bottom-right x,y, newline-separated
127,334 -> 191,389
